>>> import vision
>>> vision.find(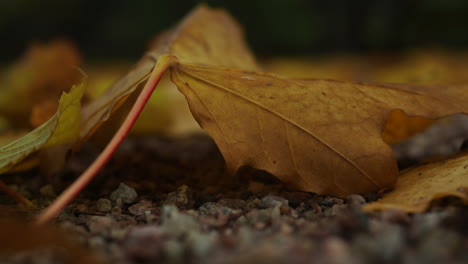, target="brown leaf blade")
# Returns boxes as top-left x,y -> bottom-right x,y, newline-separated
171,62 -> 467,196
363,154 -> 468,212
